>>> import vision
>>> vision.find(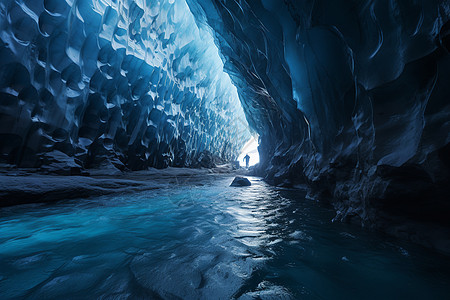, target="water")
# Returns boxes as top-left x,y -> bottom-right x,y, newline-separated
0,176 -> 449,299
